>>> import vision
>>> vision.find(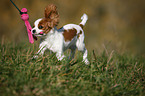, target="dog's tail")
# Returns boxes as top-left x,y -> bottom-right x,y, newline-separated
79,13 -> 88,29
